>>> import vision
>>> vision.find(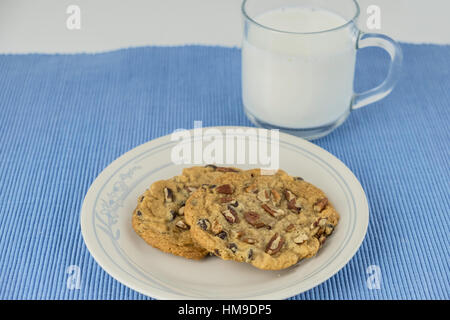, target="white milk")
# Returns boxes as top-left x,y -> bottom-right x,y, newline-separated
242,7 -> 357,128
